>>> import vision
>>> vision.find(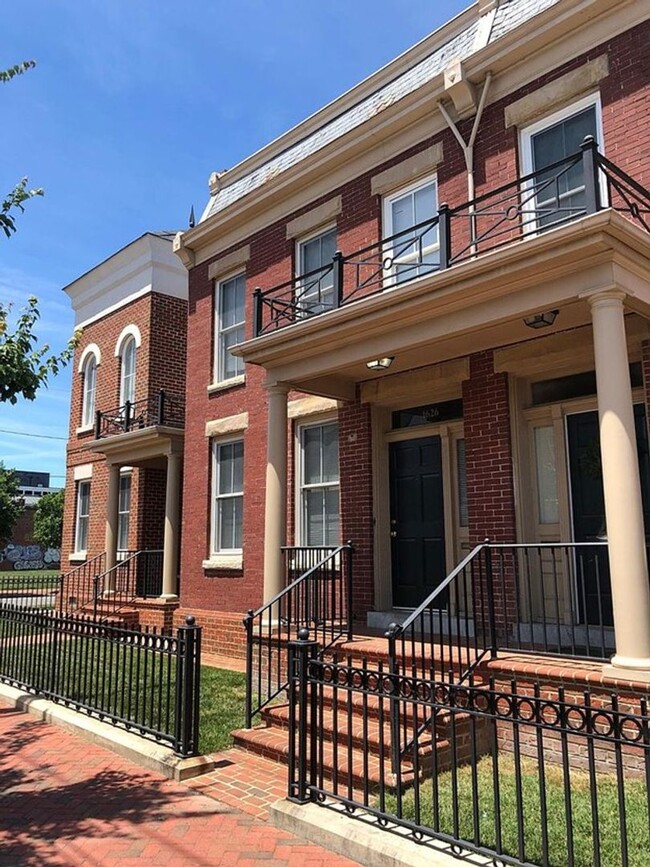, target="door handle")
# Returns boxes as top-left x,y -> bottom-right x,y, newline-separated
390,531 -> 397,538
